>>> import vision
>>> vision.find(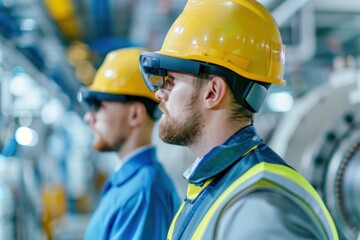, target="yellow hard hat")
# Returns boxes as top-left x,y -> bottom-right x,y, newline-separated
88,47 -> 158,102
139,0 -> 285,112
162,0 -> 285,85
80,47 -> 160,118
